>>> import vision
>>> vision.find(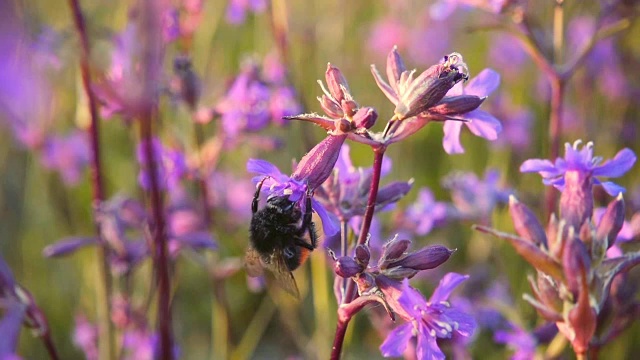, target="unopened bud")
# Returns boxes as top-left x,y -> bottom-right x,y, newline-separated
387,245 -> 454,270
562,236 -> 592,297
354,244 -> 370,267
380,238 -> 411,265
354,272 -> 376,295
292,134 -> 348,189
320,95 -> 343,118
566,284 -> 597,356
595,193 -> 625,249
341,99 -> 359,118
535,272 -> 562,312
334,256 -> 363,278
382,266 -> 419,279
428,95 -> 485,116
325,63 -> 350,103
352,107 -> 378,129
386,46 -> 406,92
509,196 -> 548,248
